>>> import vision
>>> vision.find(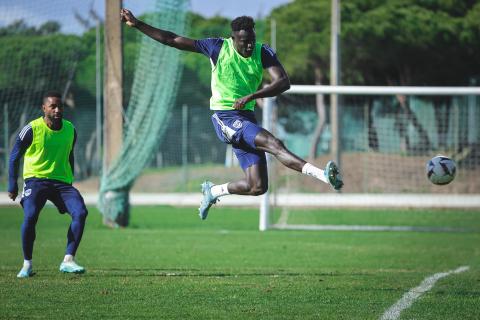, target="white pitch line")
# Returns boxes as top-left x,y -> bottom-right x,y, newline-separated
271,224 -> 470,233
276,207 -> 290,226
380,266 -> 470,320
